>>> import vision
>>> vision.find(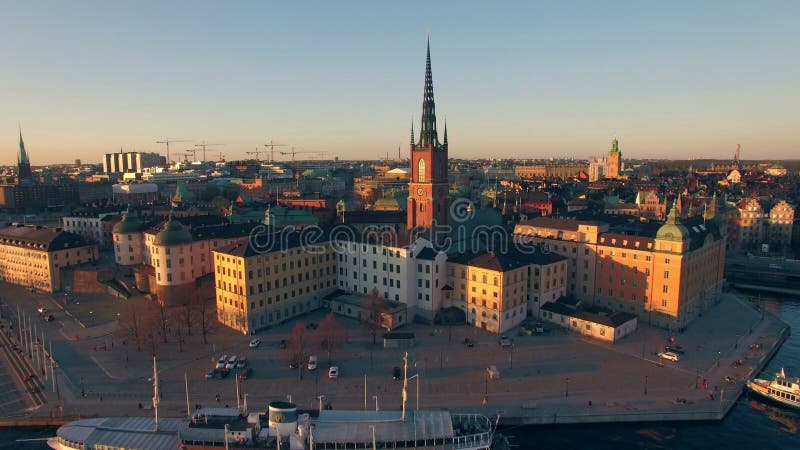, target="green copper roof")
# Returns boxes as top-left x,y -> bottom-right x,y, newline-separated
656,199 -> 688,241
113,206 -> 145,234
154,214 -> 193,246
